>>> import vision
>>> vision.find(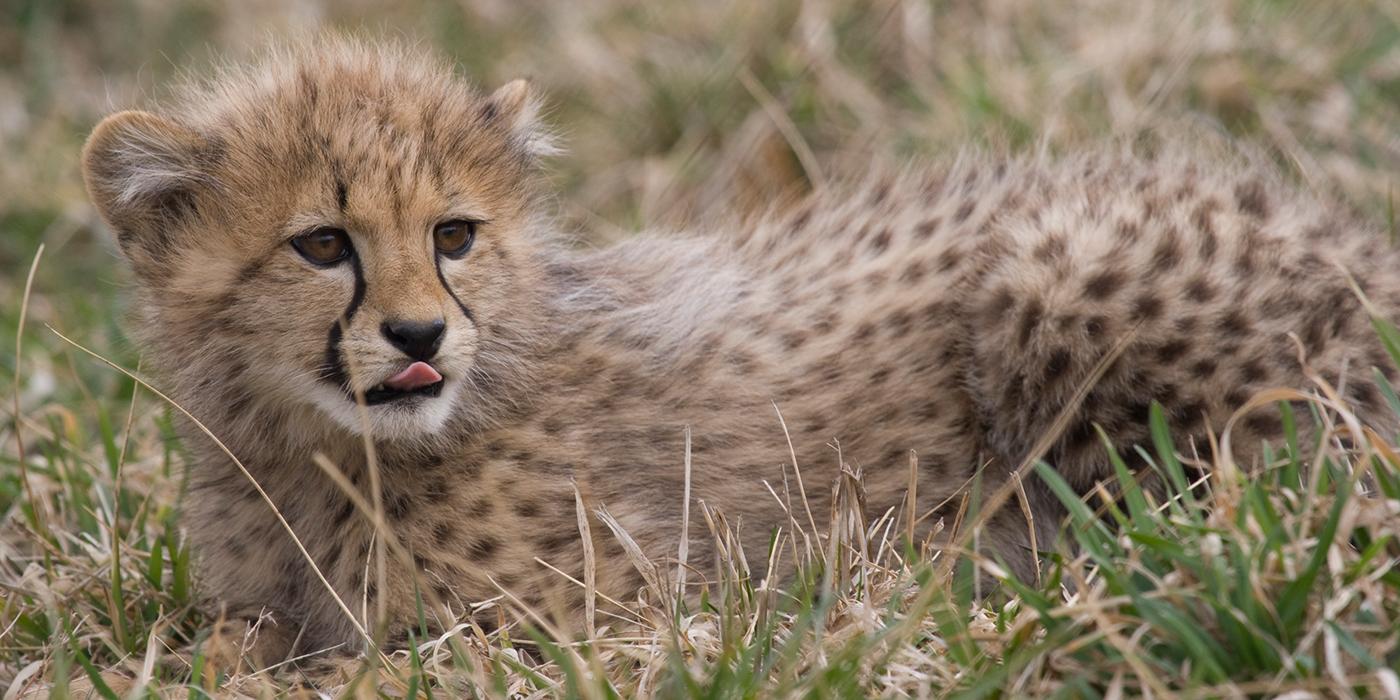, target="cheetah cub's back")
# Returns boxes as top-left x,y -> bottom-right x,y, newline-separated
80,38 -> 1399,662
